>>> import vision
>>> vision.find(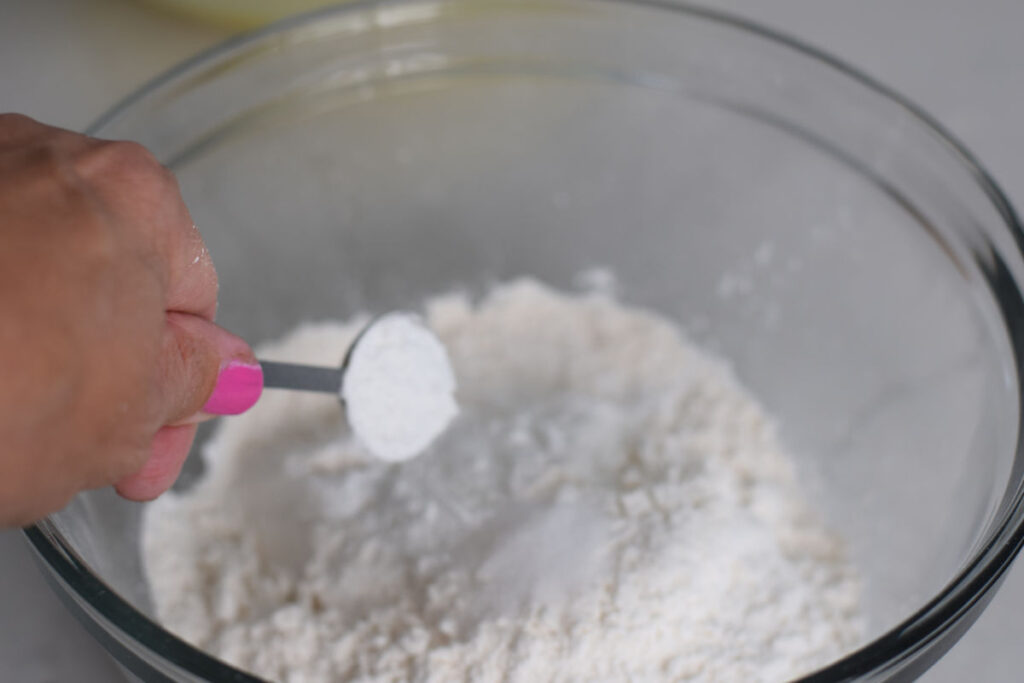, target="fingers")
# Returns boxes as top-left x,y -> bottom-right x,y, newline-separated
78,139 -> 244,503
2,120 -> 220,323
114,424 -> 197,502
0,116 -> 102,180
72,138 -> 220,321
0,116 -> 260,518
114,315 -> 263,502
160,311 -> 263,426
